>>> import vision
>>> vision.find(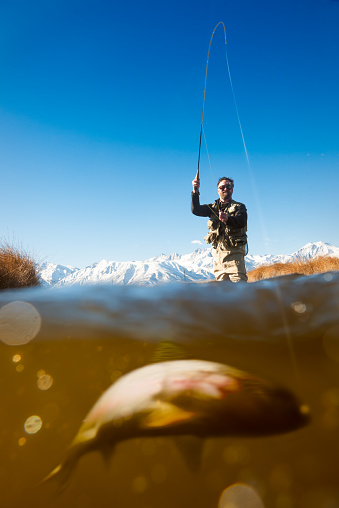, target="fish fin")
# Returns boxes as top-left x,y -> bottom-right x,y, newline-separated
173,436 -> 204,472
151,341 -> 191,363
40,457 -> 76,494
101,445 -> 115,469
143,402 -> 195,428
71,426 -> 97,446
